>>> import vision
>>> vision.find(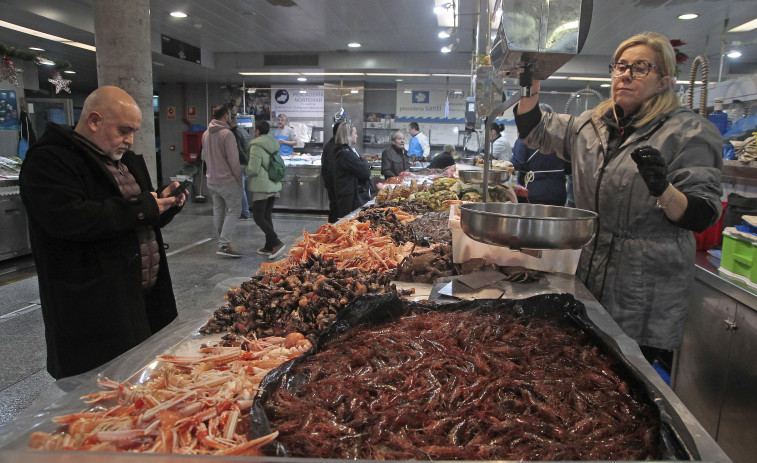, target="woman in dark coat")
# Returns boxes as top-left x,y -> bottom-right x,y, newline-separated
333,122 -> 372,218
